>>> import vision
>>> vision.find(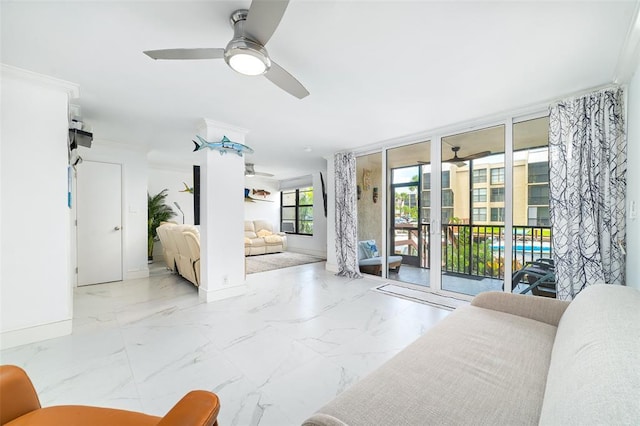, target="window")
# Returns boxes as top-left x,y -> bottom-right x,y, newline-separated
490,167 -> 505,185
528,185 -> 549,205
528,162 -> 549,183
442,189 -> 454,207
281,186 -> 313,235
442,208 -> 454,223
472,188 -> 487,203
422,171 -> 450,190
472,207 -> 487,222
490,187 -> 505,202
422,191 -> 431,207
472,169 -> 487,184
491,207 -> 505,222
442,171 -> 450,189
528,207 -> 550,226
